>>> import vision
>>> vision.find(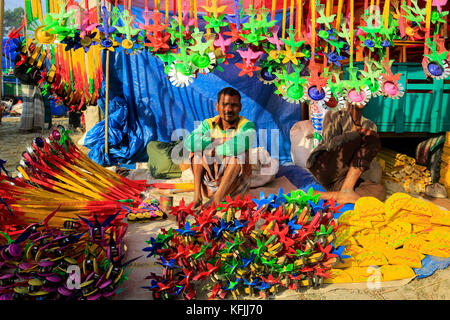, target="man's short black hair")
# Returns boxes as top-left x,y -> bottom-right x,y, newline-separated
217,87 -> 241,103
